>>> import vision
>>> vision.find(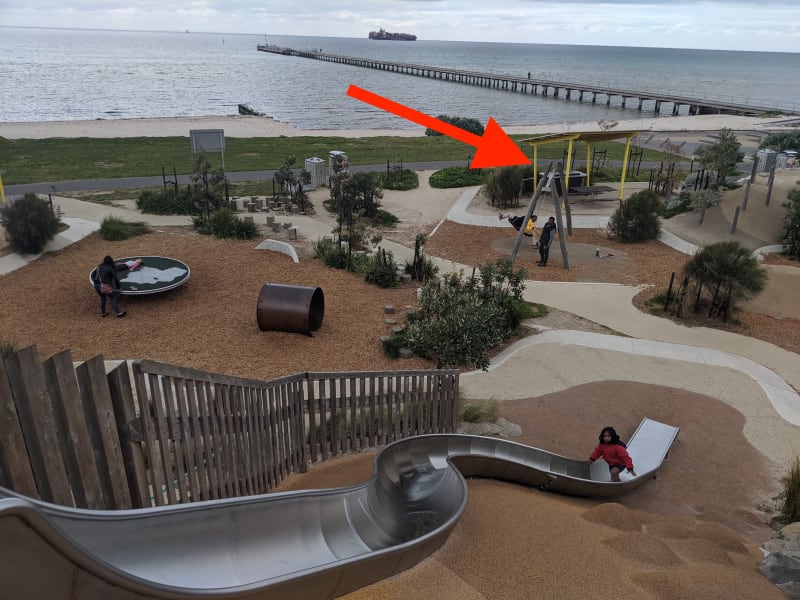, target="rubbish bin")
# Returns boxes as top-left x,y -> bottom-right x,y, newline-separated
257,283 -> 324,336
